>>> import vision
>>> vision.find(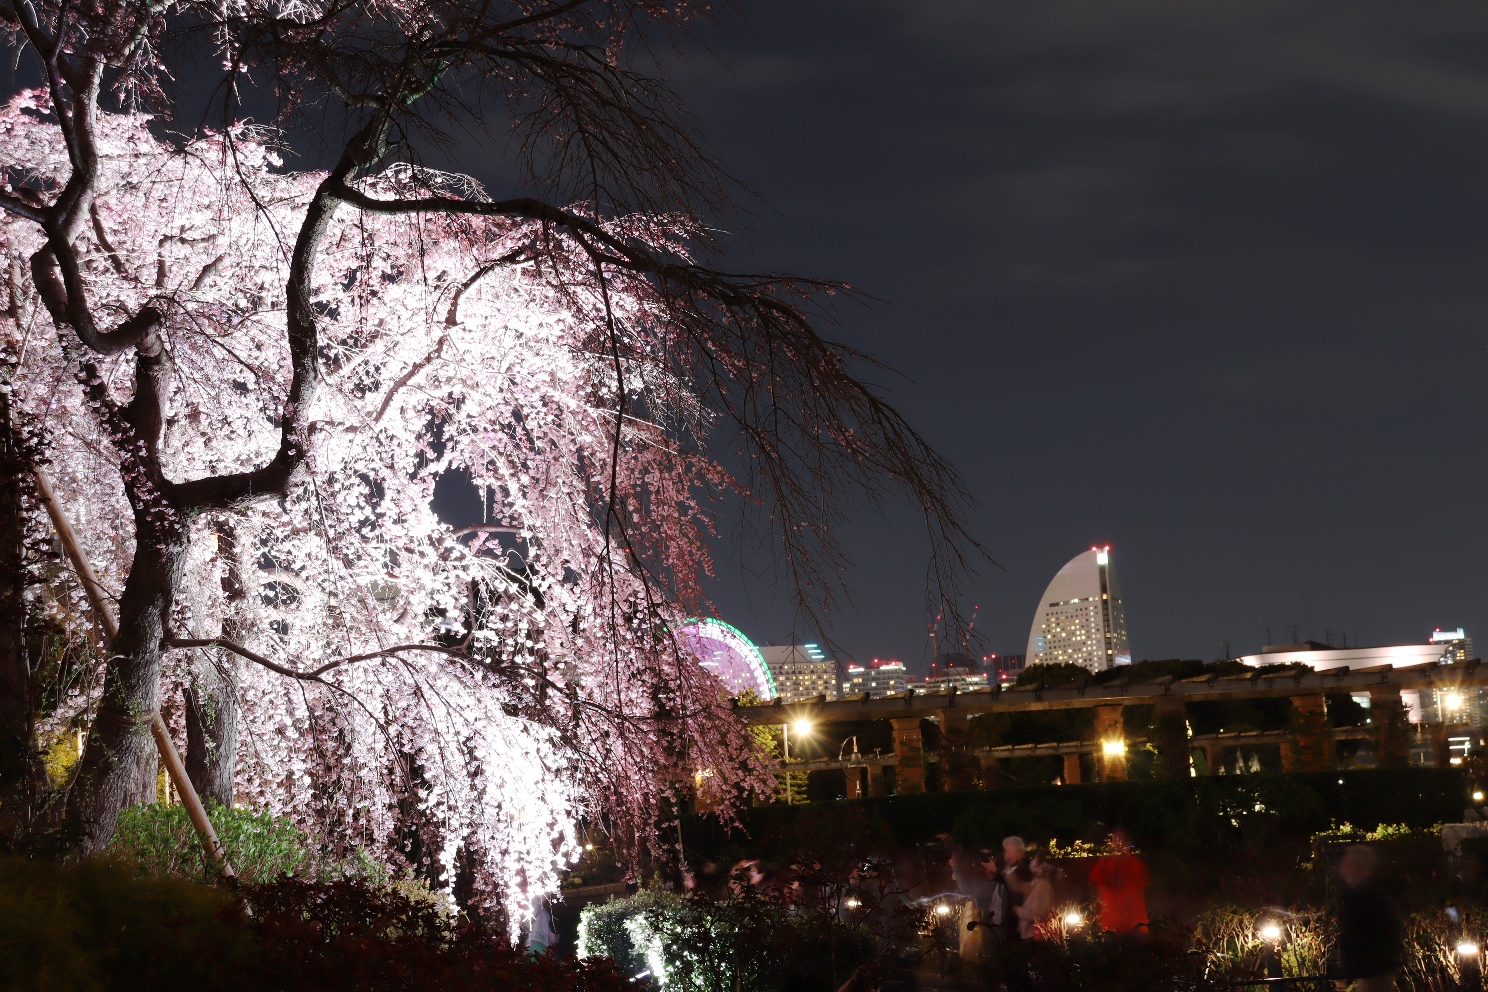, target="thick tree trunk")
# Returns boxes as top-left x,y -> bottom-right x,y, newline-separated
69,535 -> 185,851
0,389 -> 42,809
184,522 -> 245,808
184,663 -> 238,808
